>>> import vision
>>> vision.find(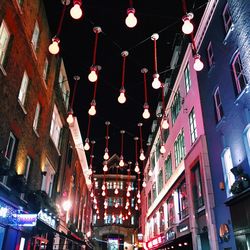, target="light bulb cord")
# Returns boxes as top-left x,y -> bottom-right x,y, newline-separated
69,77 -> 79,111
90,141 -> 95,166
120,132 -> 124,157
86,115 -> 91,140
139,126 -> 143,150
161,84 -> 165,115
56,1 -> 67,37
105,122 -> 110,148
135,139 -> 138,162
93,78 -> 98,99
92,31 -> 99,65
129,0 -> 133,8
182,0 -> 187,14
143,72 -> 148,103
191,33 -> 197,53
121,55 -> 127,88
153,39 -> 158,73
